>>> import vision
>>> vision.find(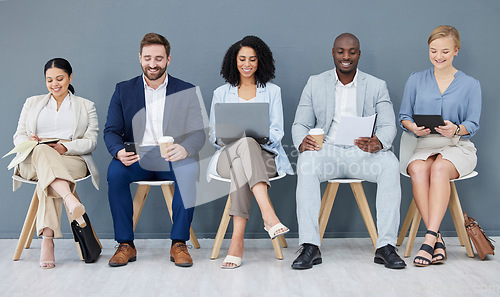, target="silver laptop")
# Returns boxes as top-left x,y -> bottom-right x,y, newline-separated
214,103 -> 269,144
